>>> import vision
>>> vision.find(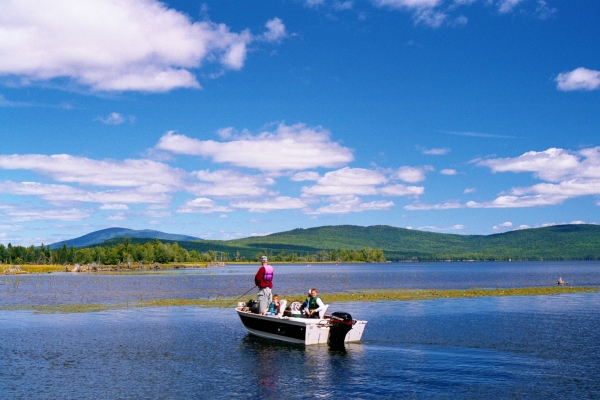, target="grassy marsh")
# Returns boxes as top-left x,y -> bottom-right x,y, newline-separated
1,286 -> 597,314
